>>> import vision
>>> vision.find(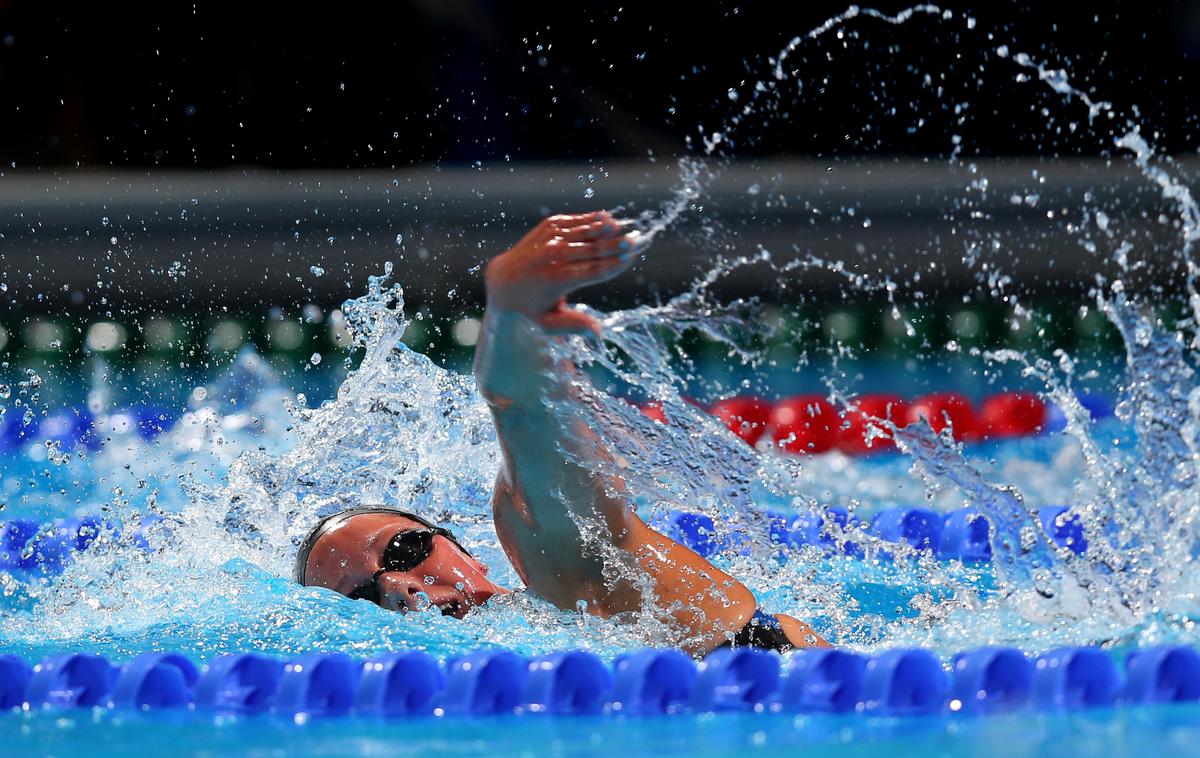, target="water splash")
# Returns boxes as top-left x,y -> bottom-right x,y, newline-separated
548,2 -> 1200,651
3,4 -> 1200,662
